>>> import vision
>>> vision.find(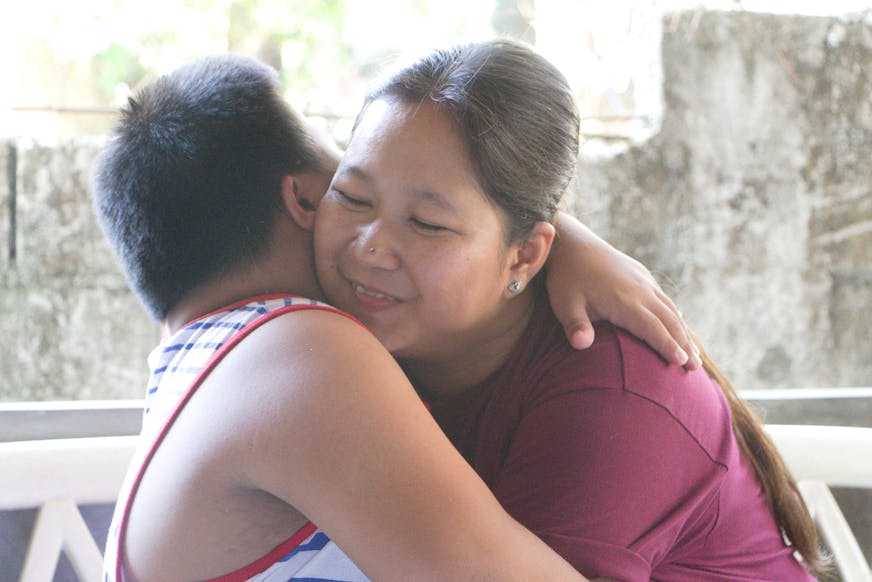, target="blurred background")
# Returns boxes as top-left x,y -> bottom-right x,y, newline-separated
2,0 -> 870,399
0,0 -> 867,141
